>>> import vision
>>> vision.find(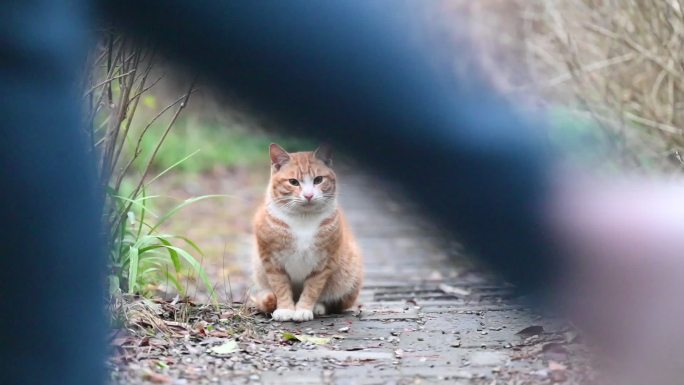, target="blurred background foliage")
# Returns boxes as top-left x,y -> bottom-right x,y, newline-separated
445,0 -> 684,172
131,114 -> 309,174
